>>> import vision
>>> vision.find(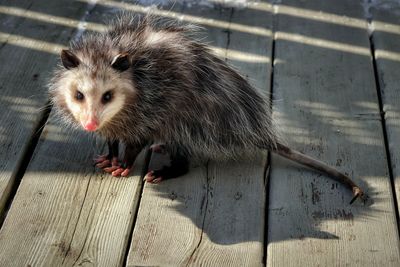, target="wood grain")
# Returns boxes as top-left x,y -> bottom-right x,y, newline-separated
370,1 -> 400,224
0,0 -> 88,216
187,4 -> 273,266
267,0 -> 400,266
1,0 -> 399,266
127,2 -> 272,266
126,4 -> 217,266
0,1 -> 144,266
0,117 -> 145,266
